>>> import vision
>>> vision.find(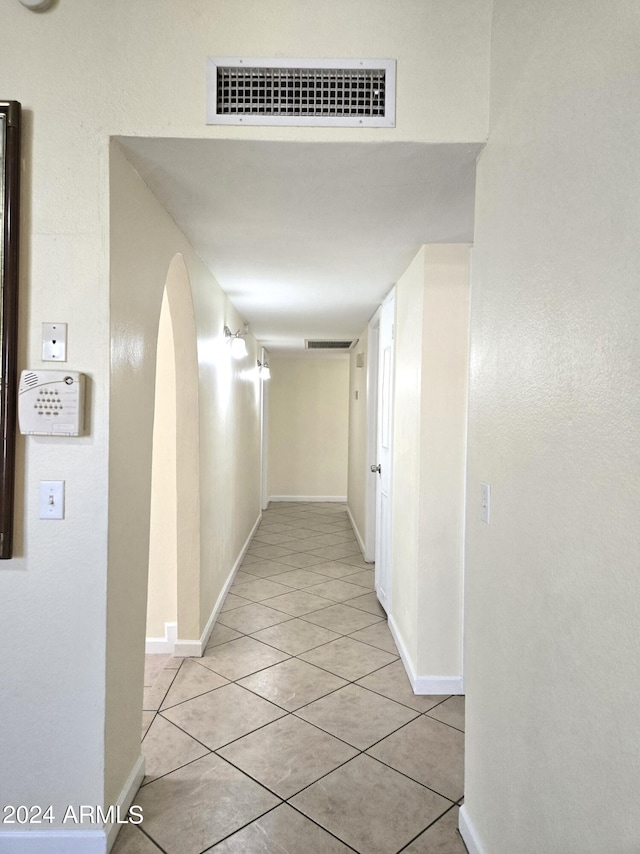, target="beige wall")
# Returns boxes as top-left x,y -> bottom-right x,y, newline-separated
0,0 -> 491,841
268,358 -> 349,500
391,253 -> 424,666
463,2 -> 640,851
391,245 -> 470,684
107,143 -> 262,808
347,329 -> 369,547
146,291 -> 178,638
